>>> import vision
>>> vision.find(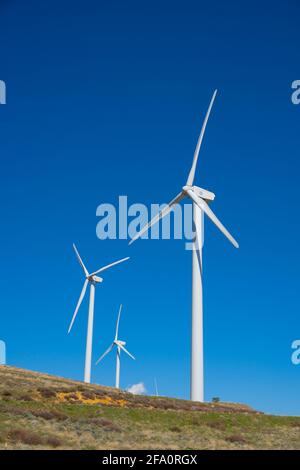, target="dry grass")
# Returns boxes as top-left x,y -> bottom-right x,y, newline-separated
0,365 -> 299,450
